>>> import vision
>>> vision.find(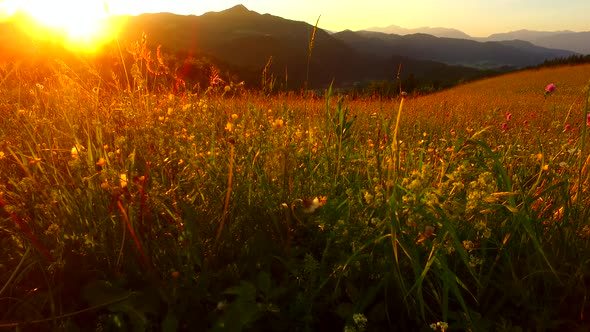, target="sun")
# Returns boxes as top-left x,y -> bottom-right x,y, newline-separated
1,0 -> 124,52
